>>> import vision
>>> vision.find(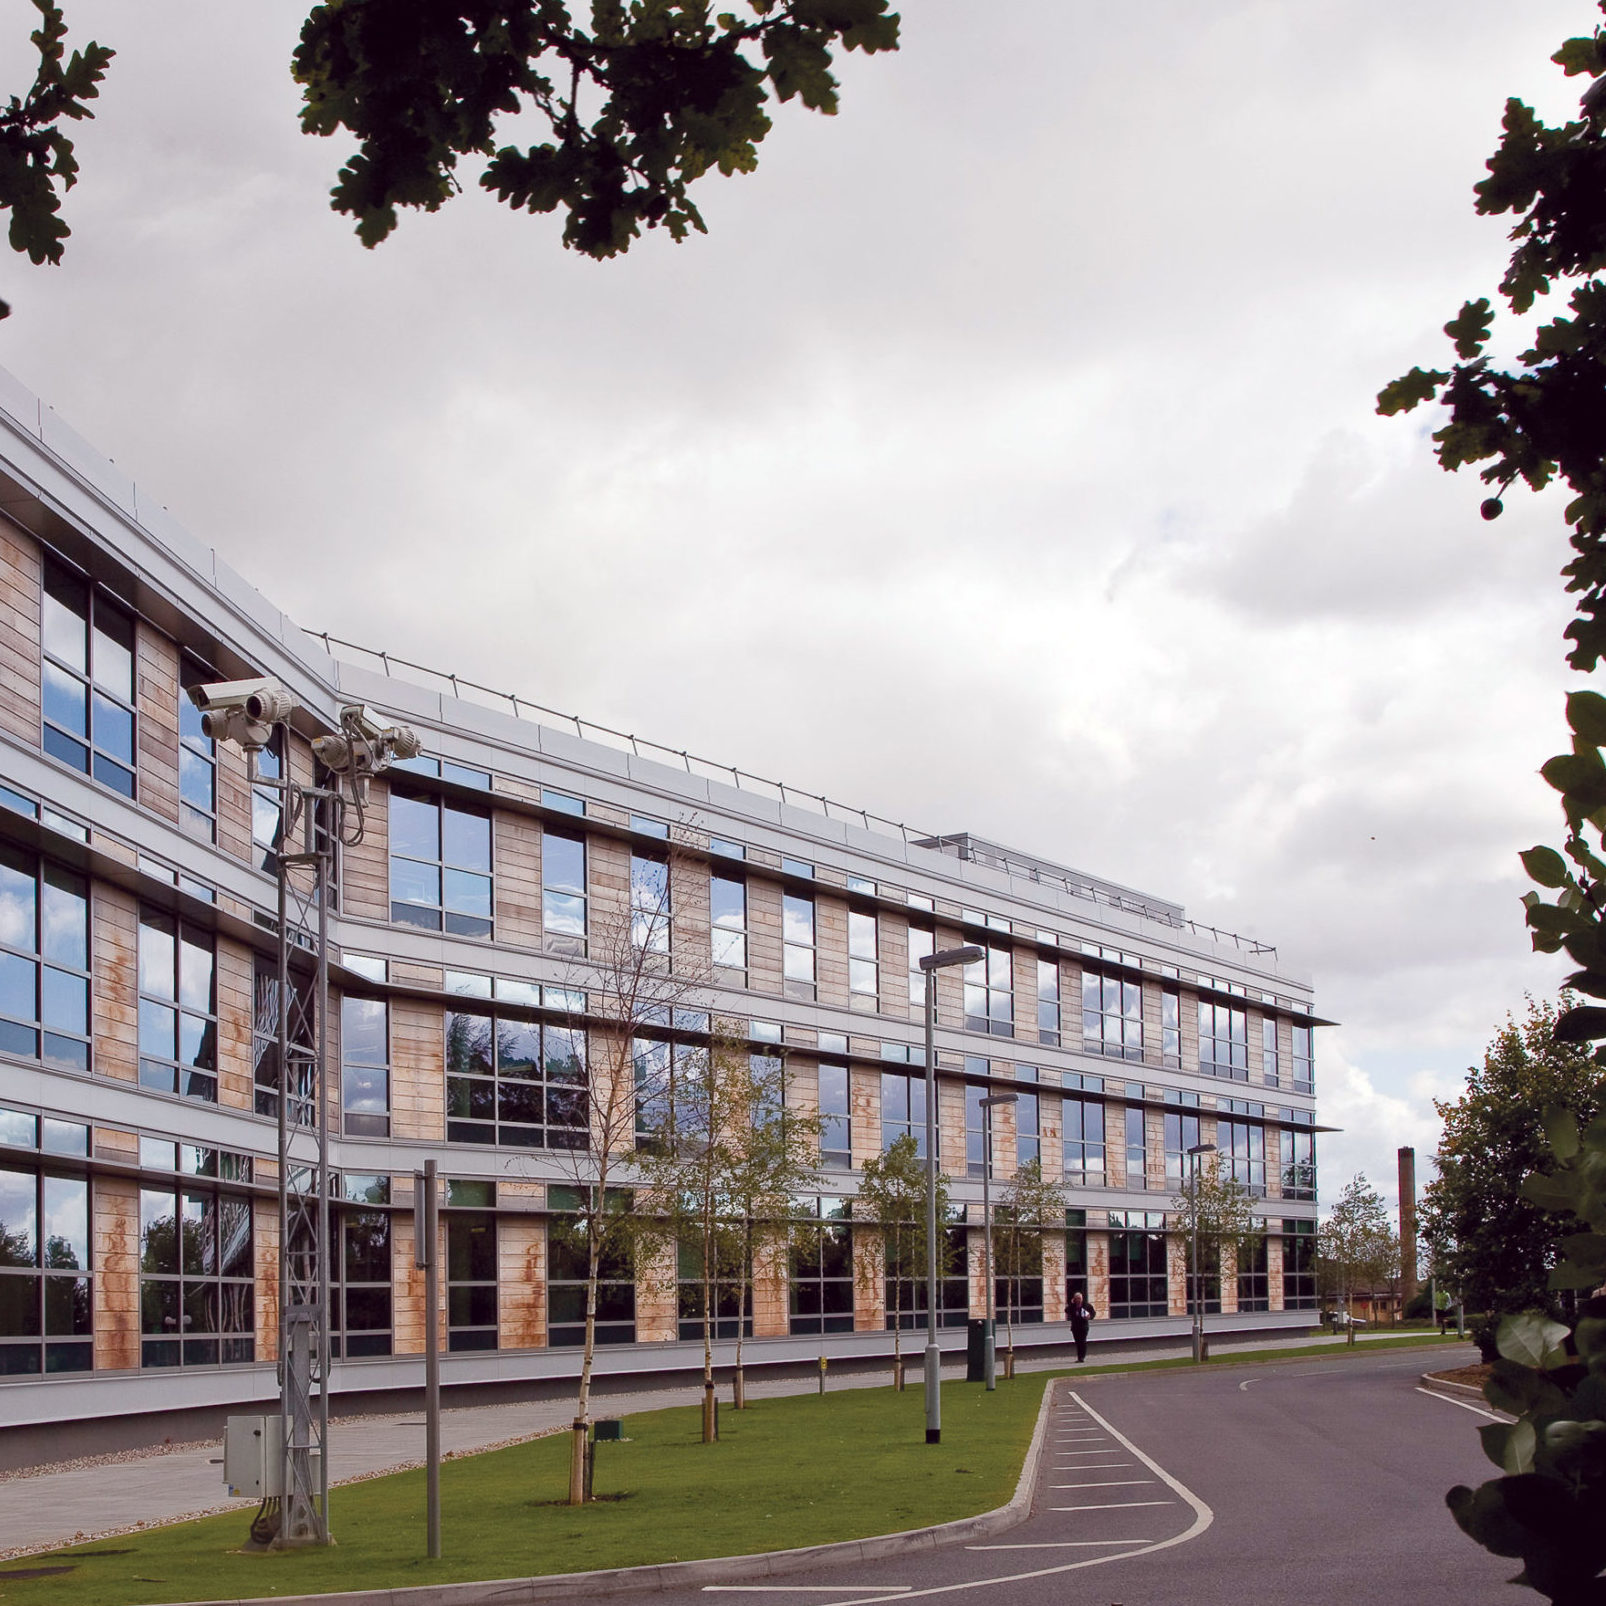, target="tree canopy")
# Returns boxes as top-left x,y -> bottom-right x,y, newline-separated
1420,997 -> 1605,1323
1318,1174 -> 1398,1309
0,0 -> 901,317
